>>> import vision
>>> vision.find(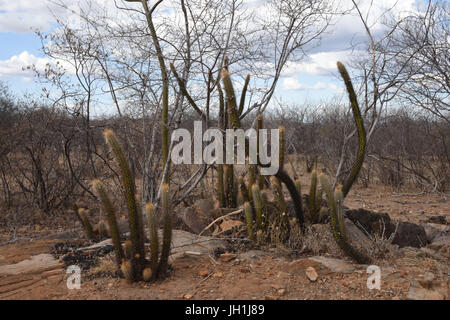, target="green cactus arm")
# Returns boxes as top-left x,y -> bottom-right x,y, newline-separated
309,169 -> 318,223
275,169 -> 305,229
78,208 -> 94,240
157,183 -> 172,278
278,126 -> 286,169
104,129 -> 145,278
337,62 -> 367,198
320,173 -> 370,264
145,203 -> 159,277
244,202 -> 254,241
238,74 -> 251,116
238,176 -> 250,203
251,184 -> 263,230
221,69 -> 241,129
93,179 -> 125,269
